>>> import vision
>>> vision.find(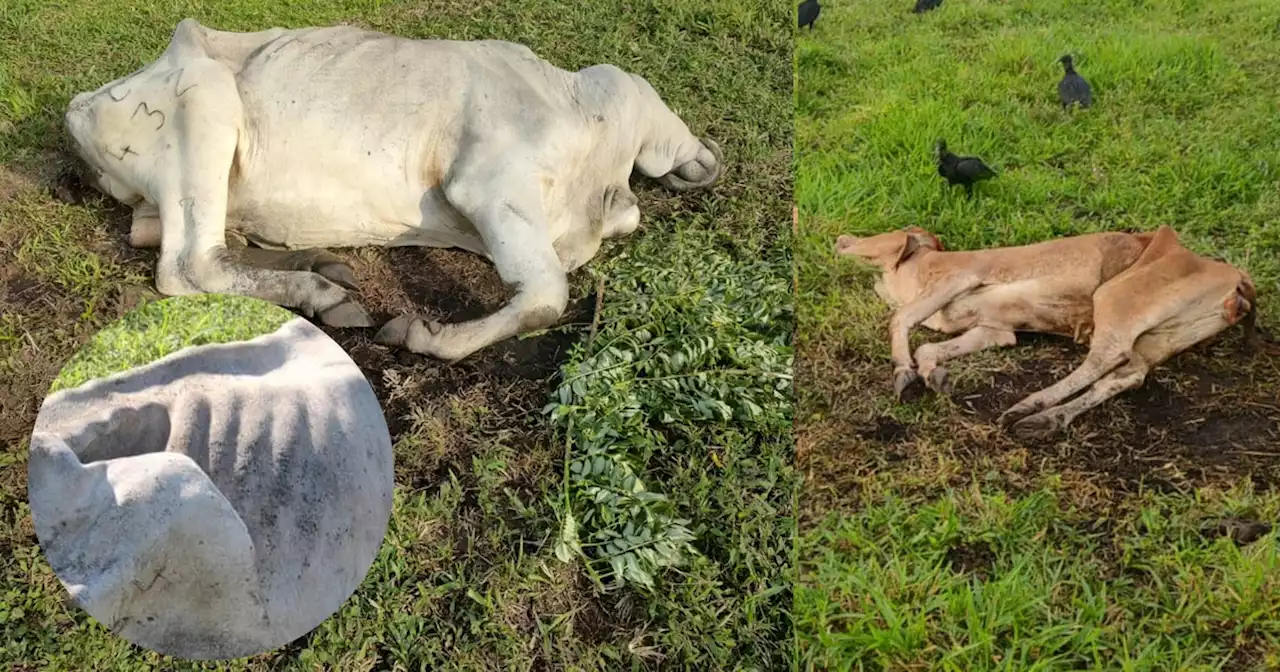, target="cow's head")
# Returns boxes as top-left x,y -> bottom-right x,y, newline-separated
835,227 -> 943,271
62,89 -> 146,207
